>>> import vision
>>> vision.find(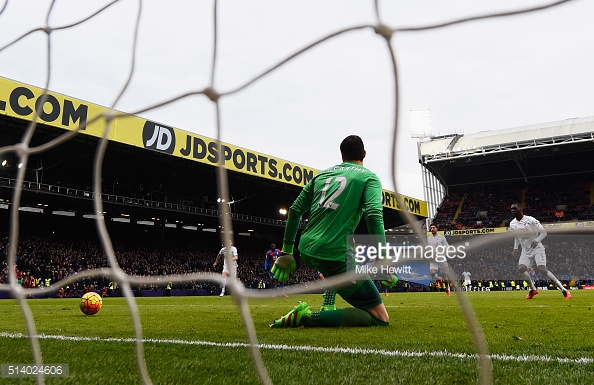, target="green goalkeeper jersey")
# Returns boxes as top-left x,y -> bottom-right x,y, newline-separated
285,161 -> 386,261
